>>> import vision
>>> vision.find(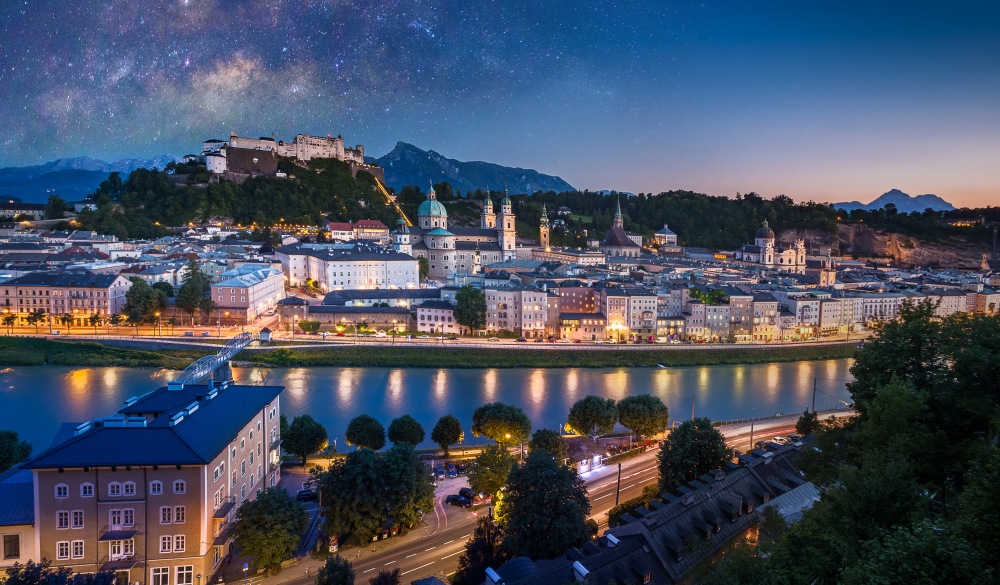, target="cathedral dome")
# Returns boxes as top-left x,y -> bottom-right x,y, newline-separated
418,199 -> 448,218
756,220 -> 775,239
